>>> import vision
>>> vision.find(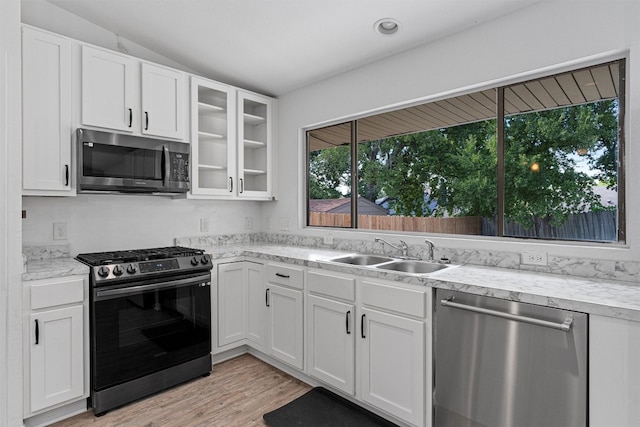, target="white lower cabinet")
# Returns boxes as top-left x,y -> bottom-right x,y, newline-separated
217,262 -> 247,346
267,284 -> 304,369
359,307 -> 424,426
246,263 -> 267,349
359,280 -> 426,427
306,294 -> 355,394
266,263 -> 304,369
217,261 -> 265,348
24,276 -> 87,417
589,314 -> 640,427
216,263 -> 428,427
29,306 -> 84,413
305,271 -> 426,427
